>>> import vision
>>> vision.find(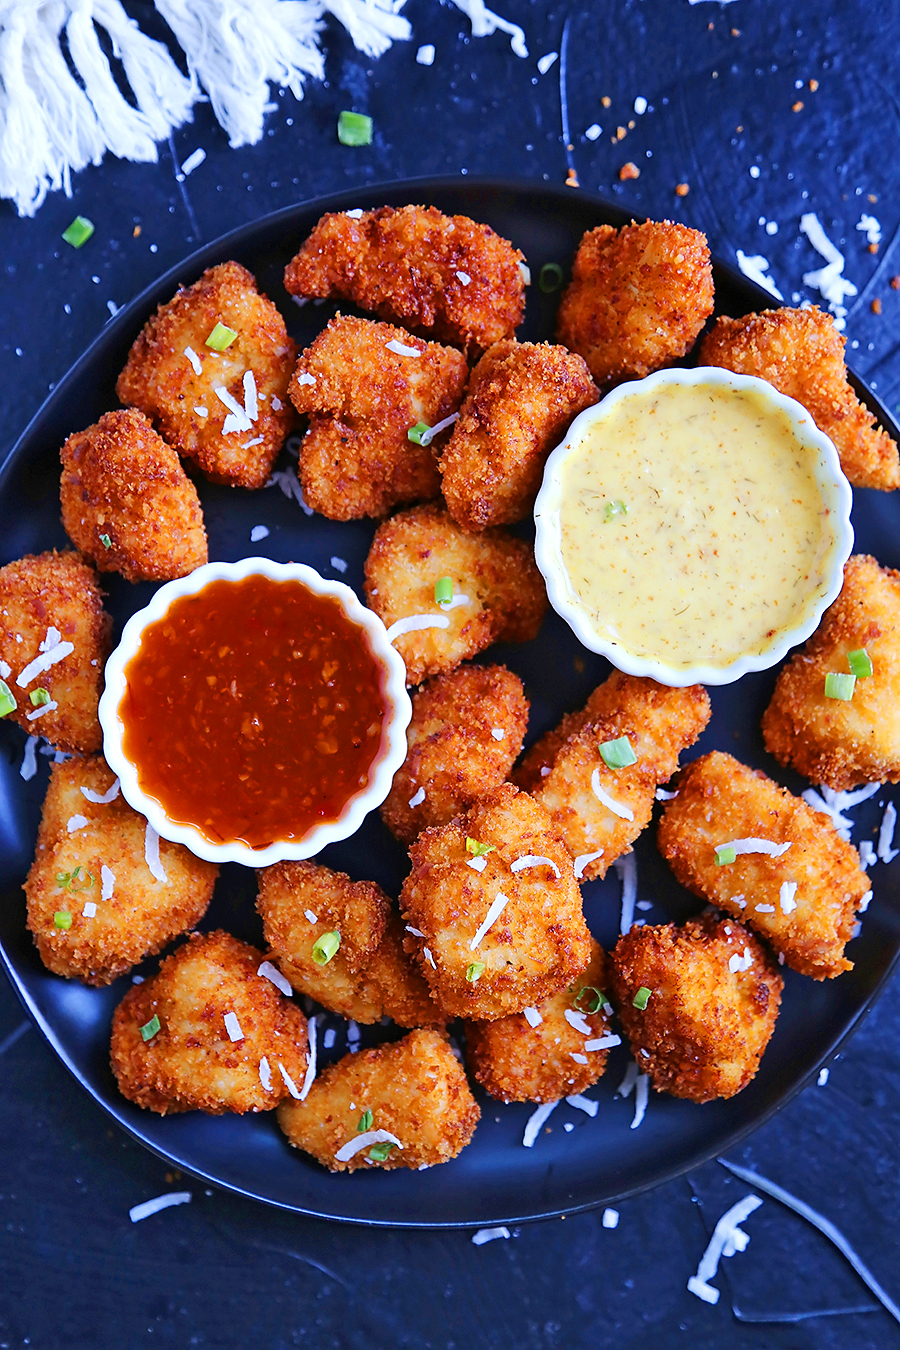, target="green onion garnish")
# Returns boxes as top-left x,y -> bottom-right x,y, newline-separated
465,838 -> 496,858
847,649 -> 873,679
337,111 -> 373,146
368,1141 -> 395,1161
466,962 -> 485,983
358,1109 -> 373,1132
538,262 -> 564,293
29,688 -> 51,708
632,986 -> 651,1010
434,576 -> 454,605
56,866 -> 94,893
53,910 -> 72,931
312,931 -> 341,965
0,680 -> 16,718
205,321 -> 238,351
574,986 -> 608,1014
604,500 -> 628,522
714,845 -> 736,866
140,1014 -> 161,1042
408,421 -> 431,445
99,533 -> 113,550
825,672 -> 856,701
62,216 -> 94,248
599,735 -> 637,770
